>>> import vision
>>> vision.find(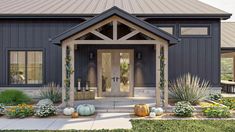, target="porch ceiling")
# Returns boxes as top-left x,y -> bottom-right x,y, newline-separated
51,7 -> 180,45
